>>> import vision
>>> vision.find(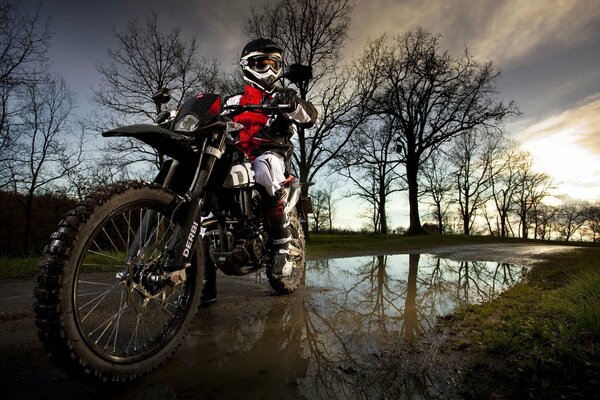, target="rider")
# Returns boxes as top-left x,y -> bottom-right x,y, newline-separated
201,38 -> 317,304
